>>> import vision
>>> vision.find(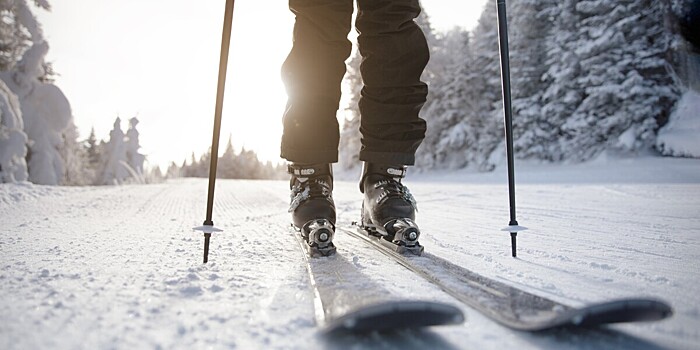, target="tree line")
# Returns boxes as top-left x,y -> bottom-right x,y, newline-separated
166,137 -> 286,180
338,0 -> 698,173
